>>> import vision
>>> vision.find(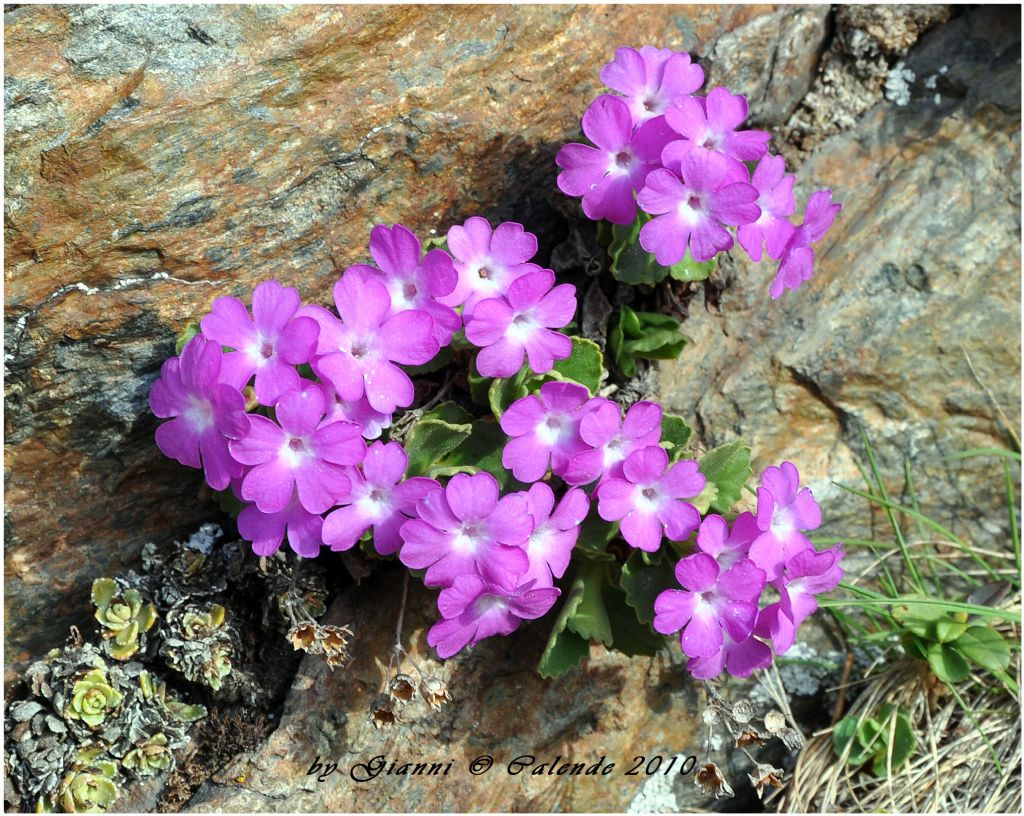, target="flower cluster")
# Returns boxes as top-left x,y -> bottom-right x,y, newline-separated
653,462 -> 843,678
556,45 -> 842,298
